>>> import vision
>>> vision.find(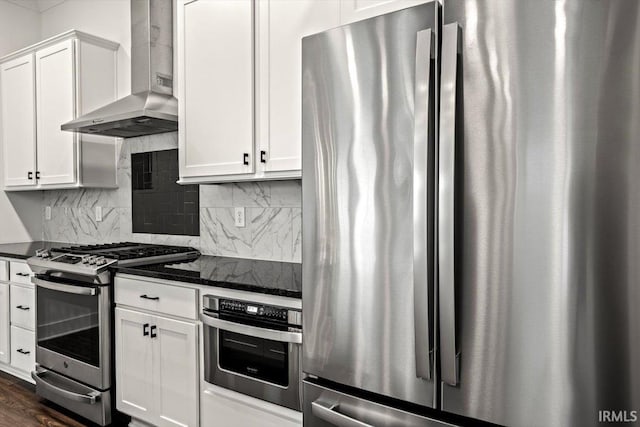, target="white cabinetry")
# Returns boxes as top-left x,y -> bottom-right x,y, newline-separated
177,0 -> 339,184
256,0 -> 340,177
178,0 -> 255,180
0,259 -> 36,383
201,383 -> 302,427
115,276 -> 198,427
0,30 -> 119,191
0,55 -> 37,187
339,0 -> 429,24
